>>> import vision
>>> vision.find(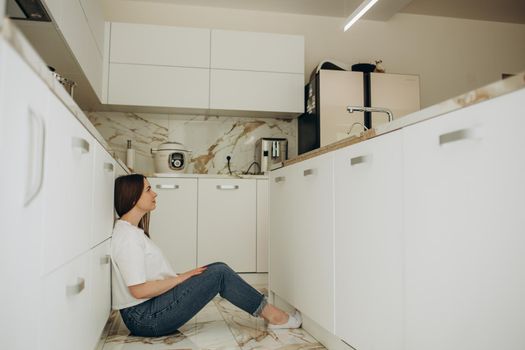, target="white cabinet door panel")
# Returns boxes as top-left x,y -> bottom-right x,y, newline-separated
403,88 -> 525,350
89,239 -> 111,349
334,131 -> 404,350
60,0 -> 103,99
40,251 -> 91,350
110,22 -> 210,68
269,165 -> 298,302
198,179 -> 256,272
256,179 -> 269,272
0,41 -> 48,350
211,29 -> 304,73
92,143 -> 115,247
42,97 -> 94,274
108,63 -> 209,109
79,0 -> 106,54
293,153 -> 335,332
149,178 -> 198,273
210,69 -> 303,113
